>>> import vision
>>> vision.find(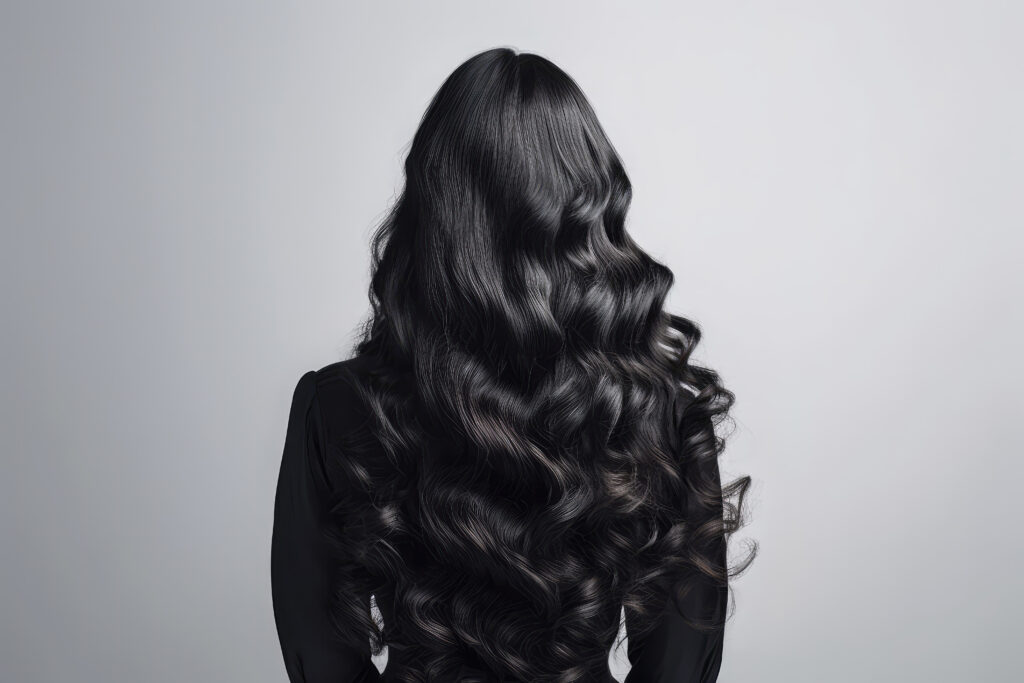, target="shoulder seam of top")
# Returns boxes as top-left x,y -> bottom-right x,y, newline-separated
308,367 -> 327,441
